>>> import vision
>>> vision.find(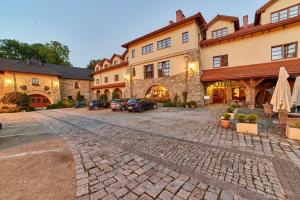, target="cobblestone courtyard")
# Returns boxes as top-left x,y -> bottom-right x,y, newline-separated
1,106 -> 300,200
